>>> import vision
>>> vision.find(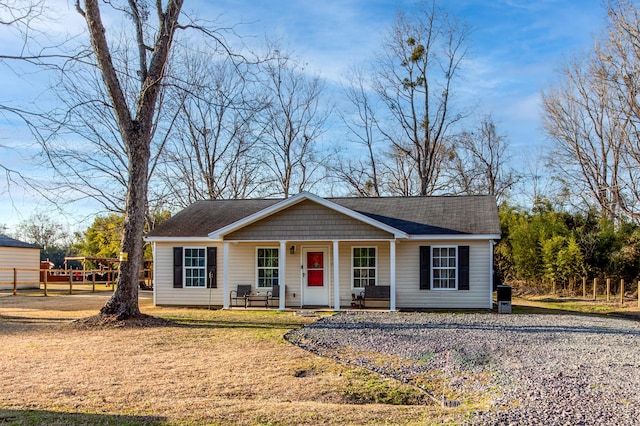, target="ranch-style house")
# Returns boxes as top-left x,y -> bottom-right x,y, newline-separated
145,192 -> 501,310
